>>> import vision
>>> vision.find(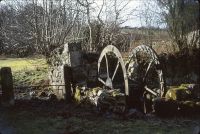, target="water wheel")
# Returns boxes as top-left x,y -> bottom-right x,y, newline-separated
126,45 -> 165,113
98,45 -> 165,113
97,45 -> 129,95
